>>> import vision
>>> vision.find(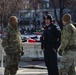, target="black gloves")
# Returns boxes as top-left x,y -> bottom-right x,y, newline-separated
58,50 -> 63,56
15,50 -> 24,56
21,51 -> 24,56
